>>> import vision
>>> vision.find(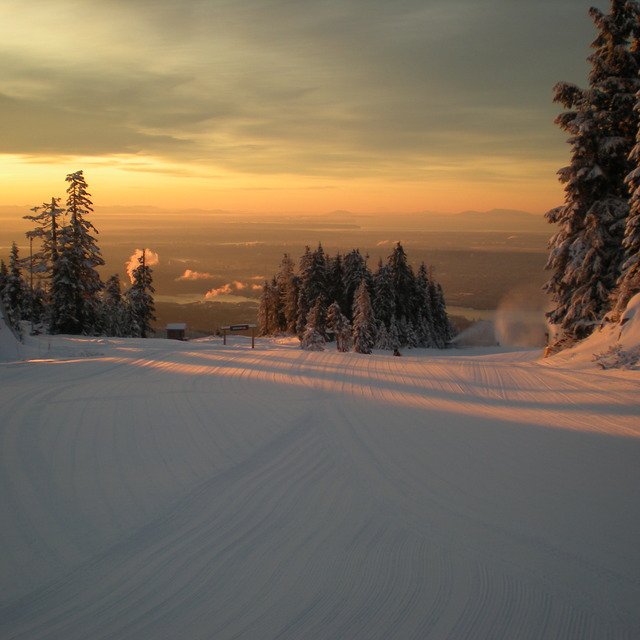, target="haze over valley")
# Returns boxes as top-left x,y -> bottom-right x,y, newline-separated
1,206 -> 551,337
